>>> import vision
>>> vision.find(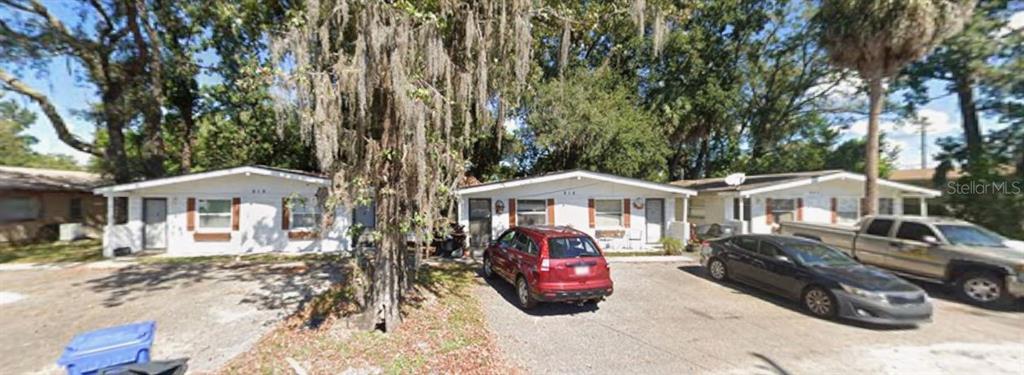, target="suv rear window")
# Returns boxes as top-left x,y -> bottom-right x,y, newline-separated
865,219 -> 894,237
548,237 -> 601,259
